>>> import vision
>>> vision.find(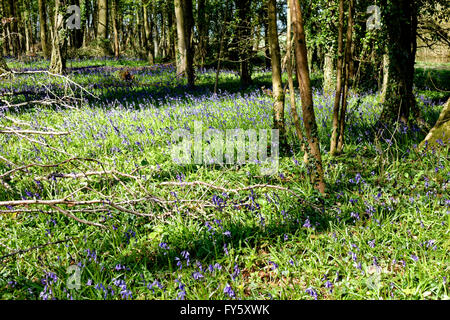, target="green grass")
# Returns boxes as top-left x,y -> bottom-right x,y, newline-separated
0,58 -> 448,300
